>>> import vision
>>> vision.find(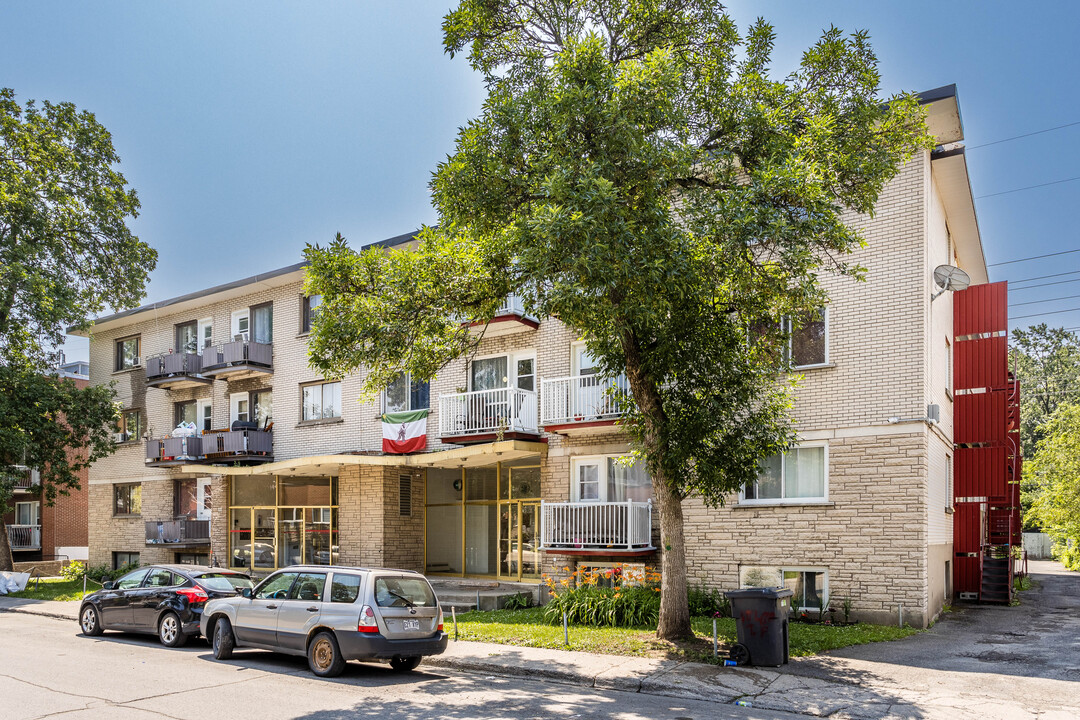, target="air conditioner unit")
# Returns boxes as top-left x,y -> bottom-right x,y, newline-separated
132,356 -> 141,366
234,333 -> 249,343
113,432 -> 129,443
